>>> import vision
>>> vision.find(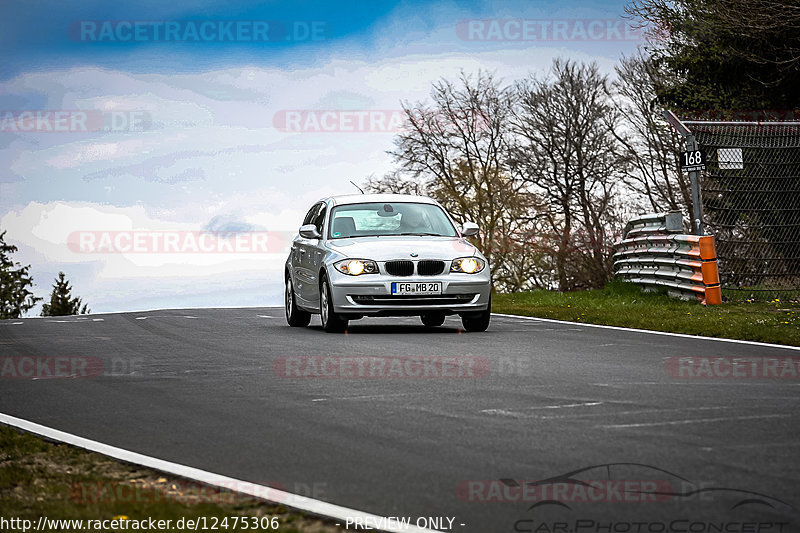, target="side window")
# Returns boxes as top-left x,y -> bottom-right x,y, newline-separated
302,204 -> 321,226
313,205 -> 327,234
